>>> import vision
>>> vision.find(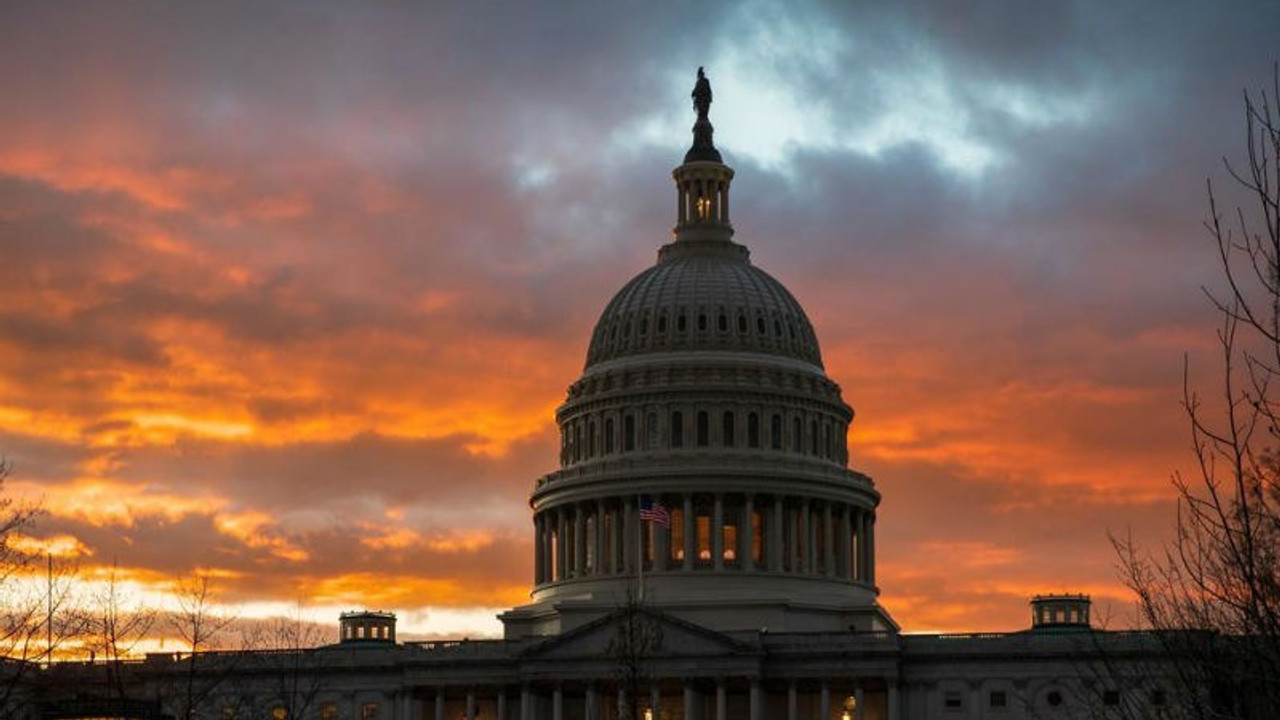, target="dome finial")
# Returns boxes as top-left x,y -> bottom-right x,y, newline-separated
693,66 -> 712,118
685,67 -> 722,163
